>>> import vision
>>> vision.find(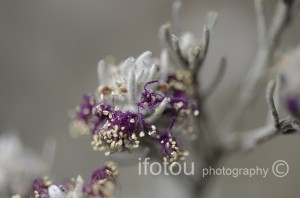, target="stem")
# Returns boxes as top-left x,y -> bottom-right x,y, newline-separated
222,0 -> 293,132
